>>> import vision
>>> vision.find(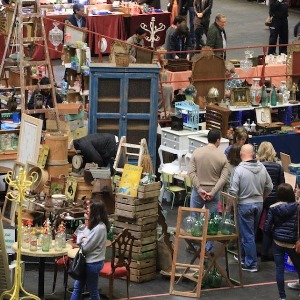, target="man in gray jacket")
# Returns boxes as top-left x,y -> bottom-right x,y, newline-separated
230,144 -> 273,272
